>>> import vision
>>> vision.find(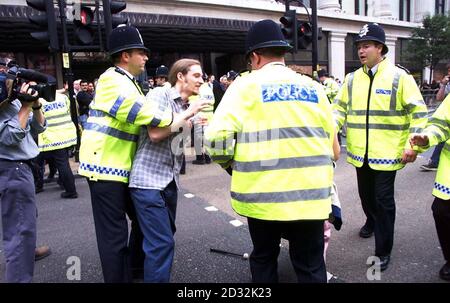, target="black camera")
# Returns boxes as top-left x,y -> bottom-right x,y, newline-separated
0,61 -> 56,105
